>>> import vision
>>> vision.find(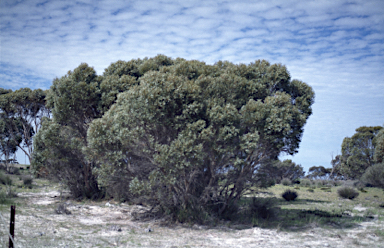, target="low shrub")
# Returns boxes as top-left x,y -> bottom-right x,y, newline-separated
6,186 -> 17,198
330,180 -> 342,187
249,197 -> 275,220
0,172 -> 12,185
281,178 -> 292,186
315,180 -> 328,187
354,181 -> 368,192
361,163 -> 384,189
342,180 -> 356,188
23,176 -> 33,189
0,191 -> 9,204
292,179 -> 301,184
55,203 -> 71,215
307,188 -> 314,192
282,189 -> 298,201
9,167 -> 20,175
300,179 -> 312,187
337,186 -> 359,199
